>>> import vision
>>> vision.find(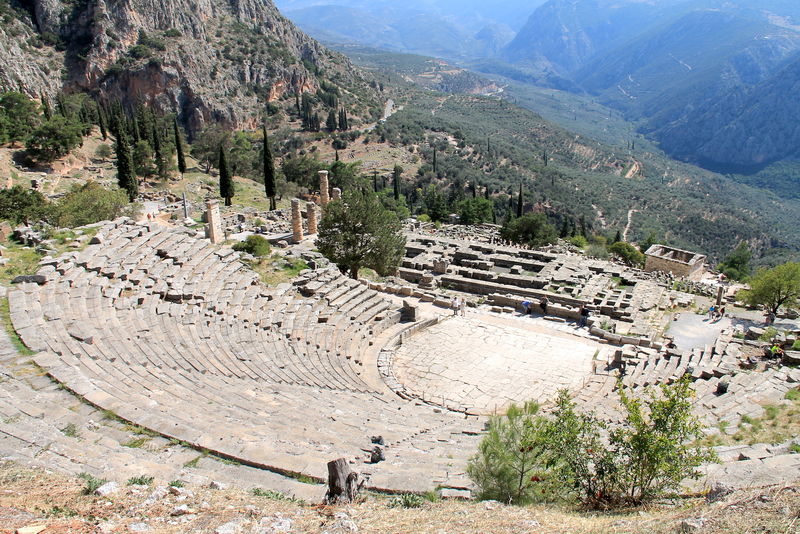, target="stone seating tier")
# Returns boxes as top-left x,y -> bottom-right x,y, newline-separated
8,221 -> 491,492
